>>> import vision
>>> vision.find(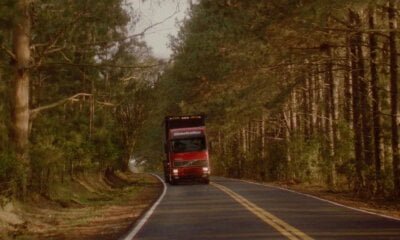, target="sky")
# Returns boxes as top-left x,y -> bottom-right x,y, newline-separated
131,0 -> 191,59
